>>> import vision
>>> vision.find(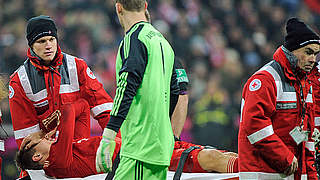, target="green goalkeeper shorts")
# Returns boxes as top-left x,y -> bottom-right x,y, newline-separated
114,156 -> 168,180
